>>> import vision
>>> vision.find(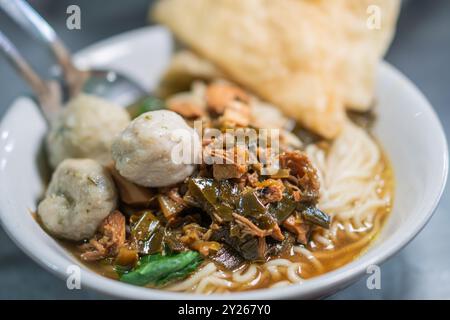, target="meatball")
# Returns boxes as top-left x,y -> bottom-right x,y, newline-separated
112,110 -> 200,187
47,94 -> 130,168
38,159 -> 117,241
